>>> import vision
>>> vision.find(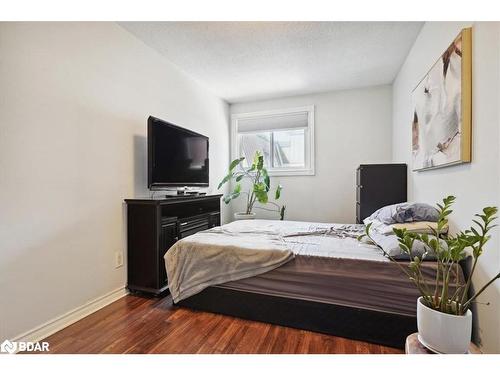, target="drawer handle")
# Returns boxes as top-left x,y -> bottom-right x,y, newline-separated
180,222 -> 188,226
